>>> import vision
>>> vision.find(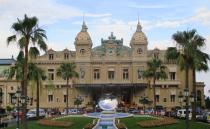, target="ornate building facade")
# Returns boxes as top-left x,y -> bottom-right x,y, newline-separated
0,20 -> 205,111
